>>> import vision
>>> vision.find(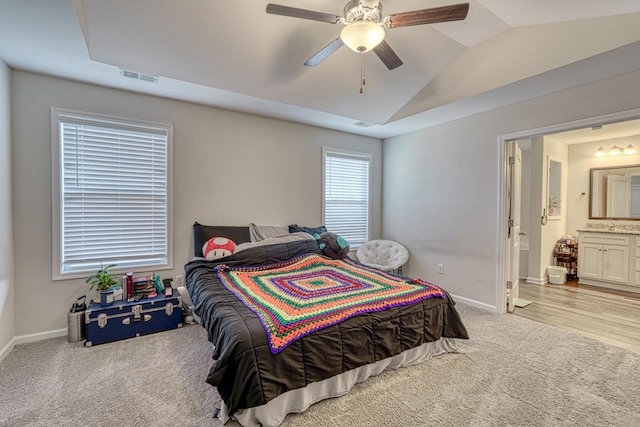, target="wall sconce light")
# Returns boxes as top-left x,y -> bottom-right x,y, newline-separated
609,145 -> 622,156
595,144 -> 637,157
